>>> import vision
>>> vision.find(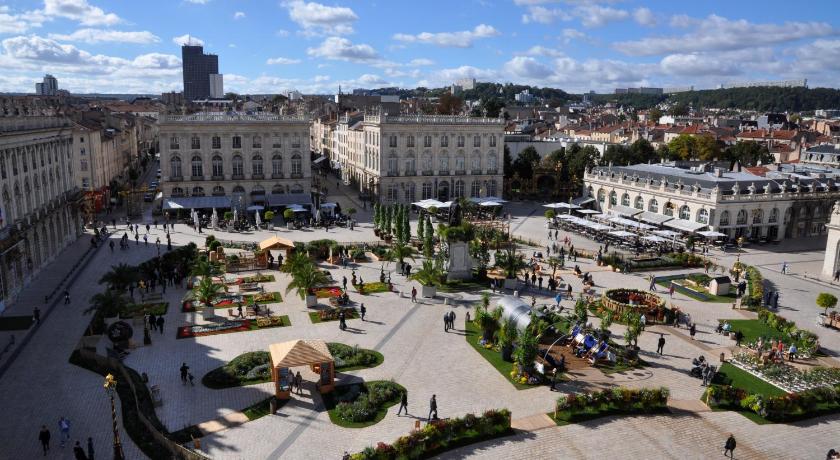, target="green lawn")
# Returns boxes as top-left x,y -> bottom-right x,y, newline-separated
549,405 -> 670,426
322,381 -> 405,428
712,363 -> 786,397
437,277 -> 492,293
309,310 -> 359,324
718,319 -> 785,345
464,320 -> 531,390
243,396 -> 287,421
656,279 -> 736,303
0,315 -> 33,331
